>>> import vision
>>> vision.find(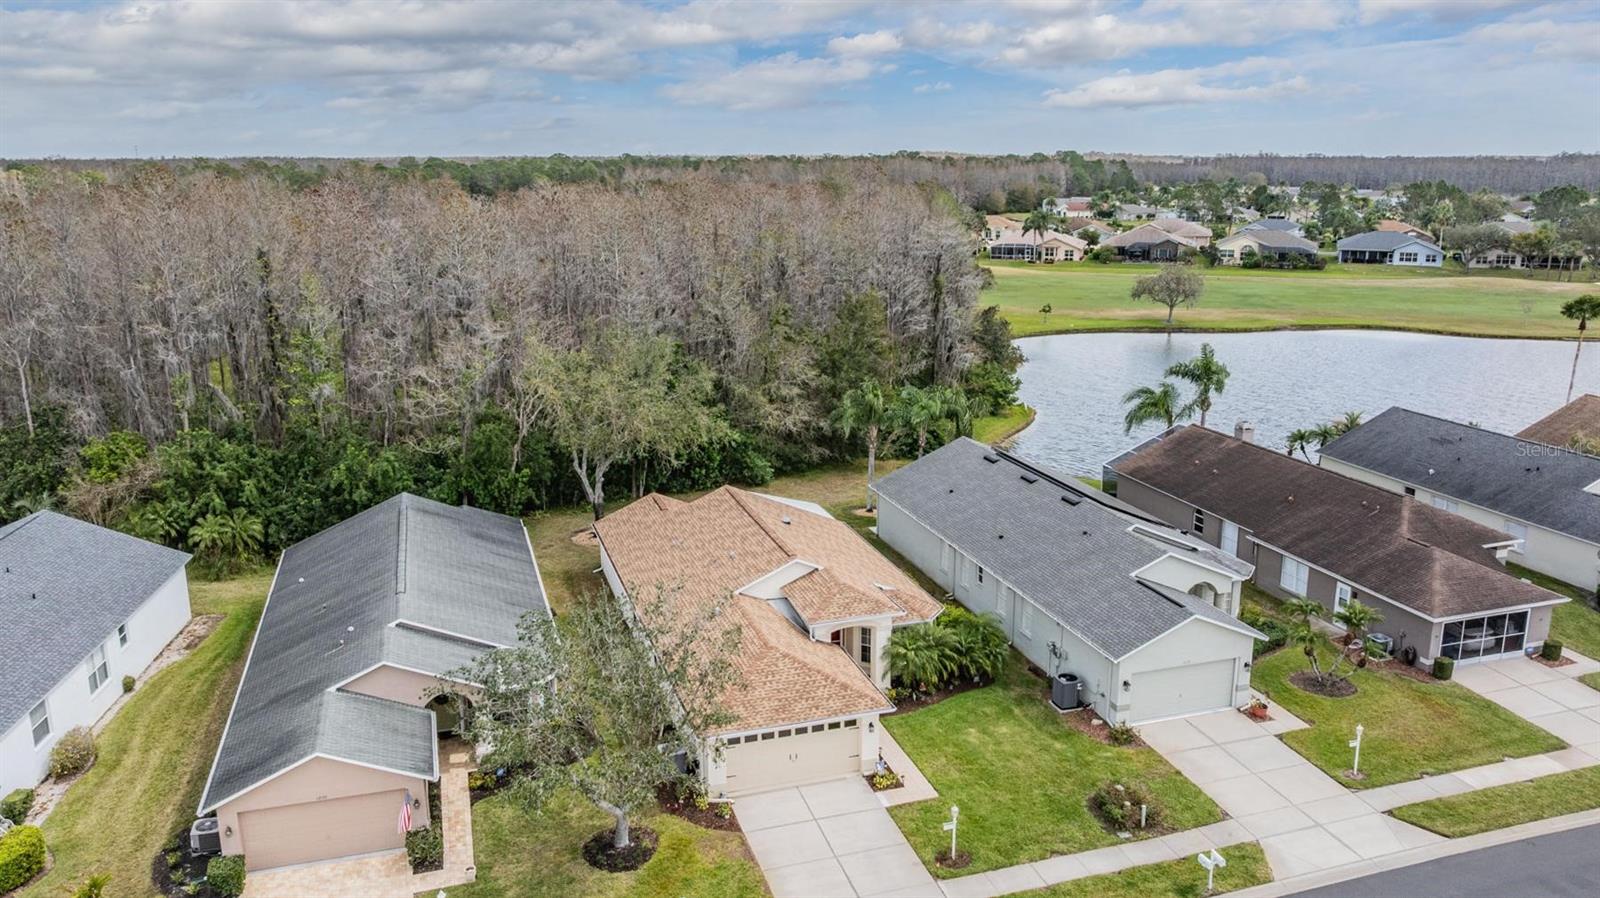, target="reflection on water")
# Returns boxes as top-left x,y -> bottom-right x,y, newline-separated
1010,330 -> 1597,475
